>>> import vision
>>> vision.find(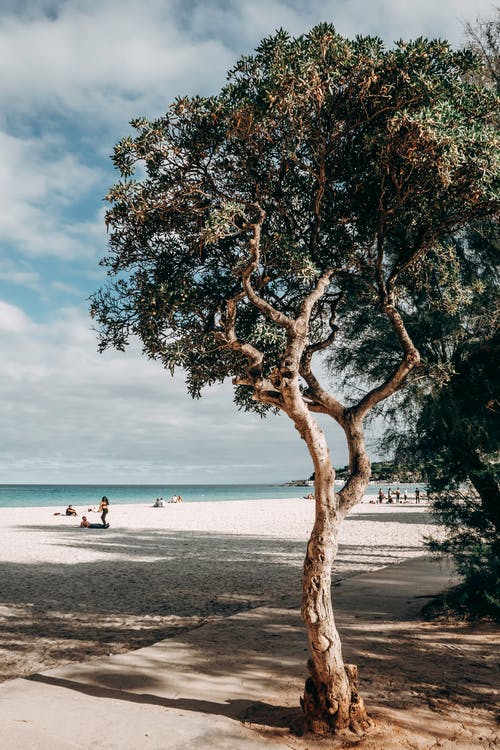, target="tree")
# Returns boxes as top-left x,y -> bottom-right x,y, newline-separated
91,26 -> 499,736
465,10 -> 500,93
418,333 -> 500,618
